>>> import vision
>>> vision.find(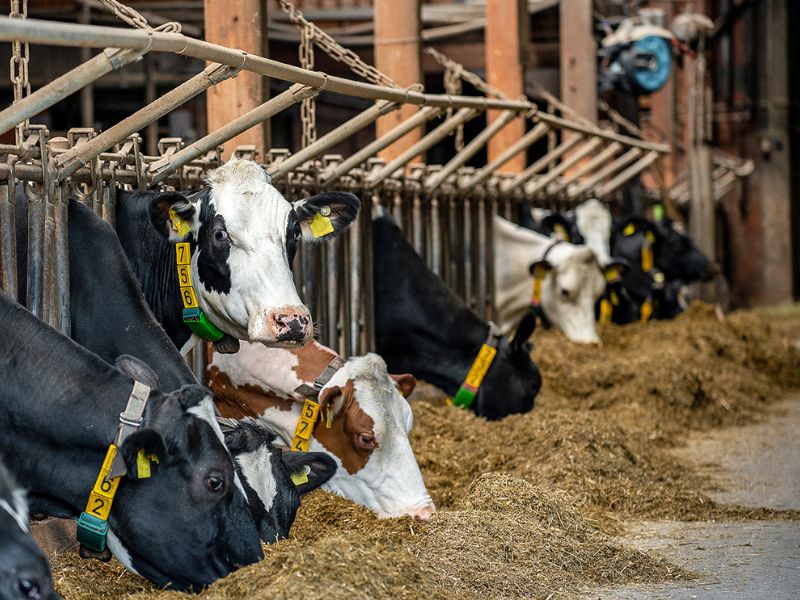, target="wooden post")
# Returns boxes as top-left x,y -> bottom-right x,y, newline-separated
647,0 -> 676,186
485,0 -> 527,173
559,0 -> 597,125
374,0 -> 422,162
203,0 -> 268,159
